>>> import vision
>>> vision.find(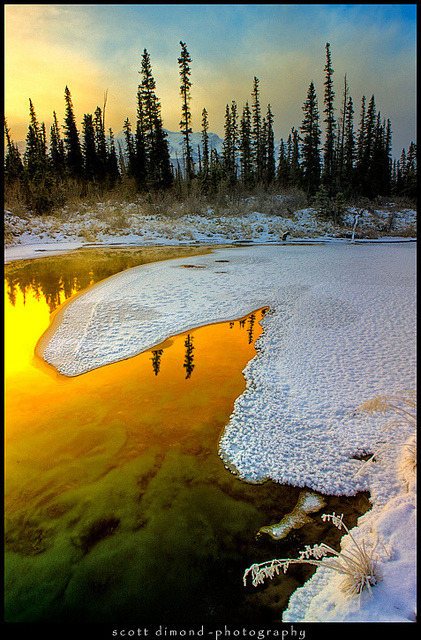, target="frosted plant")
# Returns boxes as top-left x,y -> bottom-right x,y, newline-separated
398,434 -> 417,487
356,390 -> 417,485
244,512 -> 384,600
